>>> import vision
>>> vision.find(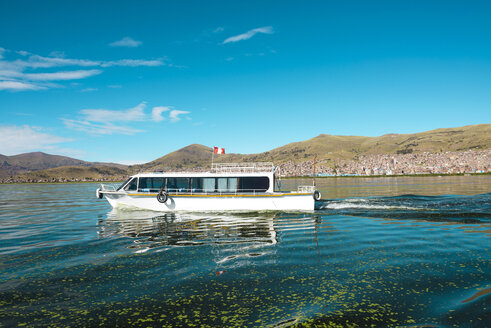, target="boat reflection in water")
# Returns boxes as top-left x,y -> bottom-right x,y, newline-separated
99,209 -> 282,244
98,210 -> 286,265
96,209 -> 324,271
